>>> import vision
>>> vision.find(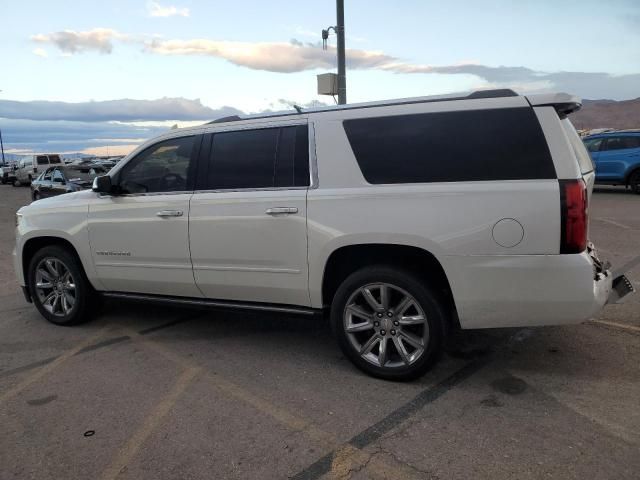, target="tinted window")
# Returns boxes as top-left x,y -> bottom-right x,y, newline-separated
36,156 -> 48,165
117,136 -> 195,194
343,108 -> 555,184
603,136 -> 640,151
203,125 -> 309,190
42,169 -> 53,181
